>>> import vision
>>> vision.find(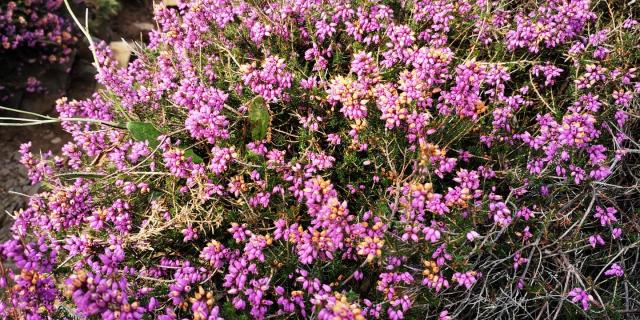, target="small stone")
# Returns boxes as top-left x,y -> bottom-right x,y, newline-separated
133,22 -> 155,31
51,137 -> 62,144
71,59 -> 97,79
109,41 -> 133,68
